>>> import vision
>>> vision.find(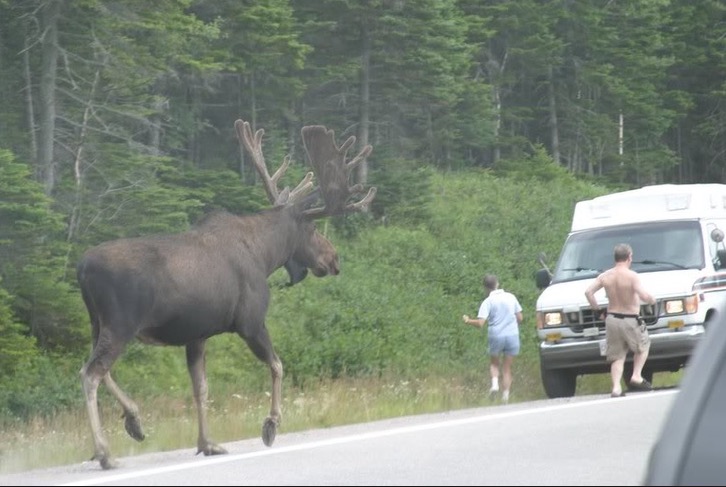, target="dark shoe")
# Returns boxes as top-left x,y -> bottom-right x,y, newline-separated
629,379 -> 653,391
611,391 -> 626,398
